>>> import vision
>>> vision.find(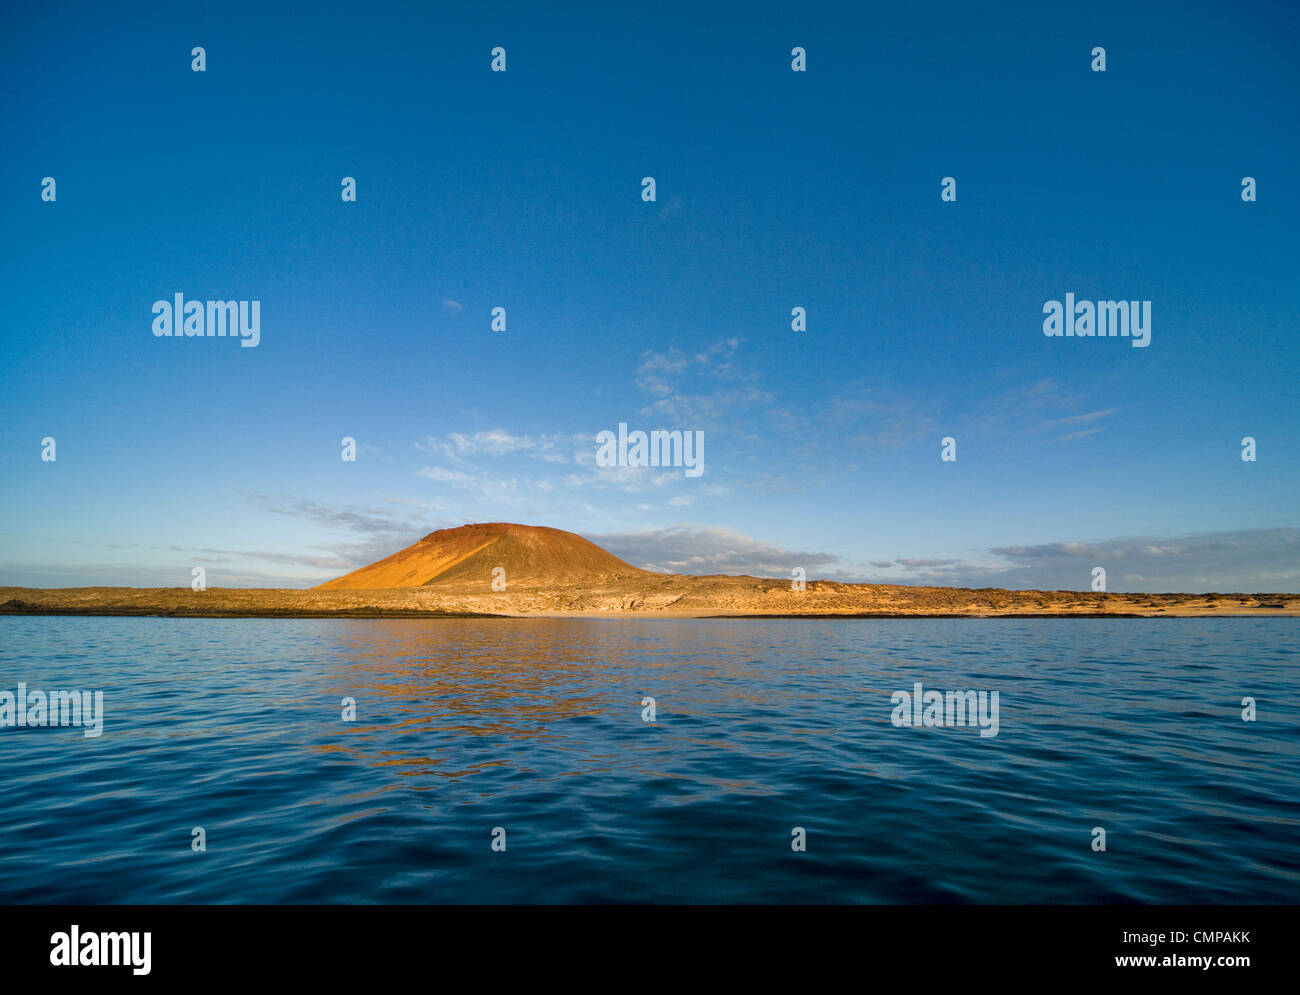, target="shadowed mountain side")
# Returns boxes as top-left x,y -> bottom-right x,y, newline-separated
316,523 -> 649,591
